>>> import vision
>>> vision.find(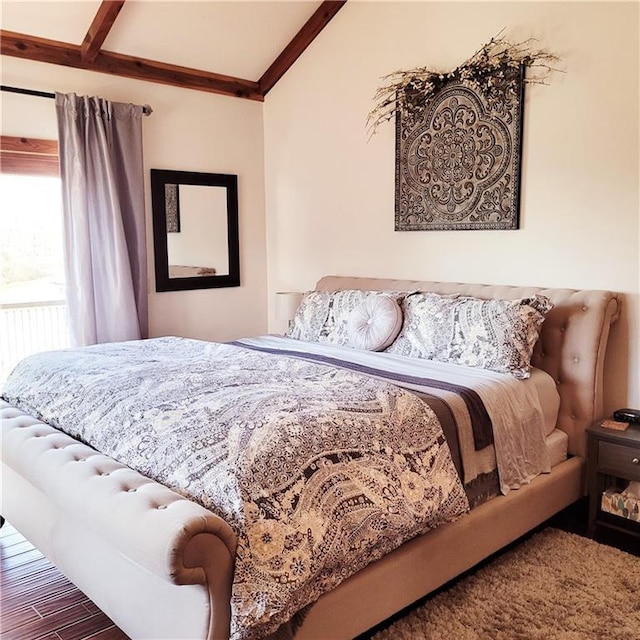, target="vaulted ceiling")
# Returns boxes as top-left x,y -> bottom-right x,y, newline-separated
1,1 -> 347,101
